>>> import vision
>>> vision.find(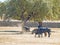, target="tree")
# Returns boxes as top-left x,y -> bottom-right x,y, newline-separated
0,0 -> 60,32
3,0 -> 52,32
52,0 -> 60,20
0,2 -> 6,19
